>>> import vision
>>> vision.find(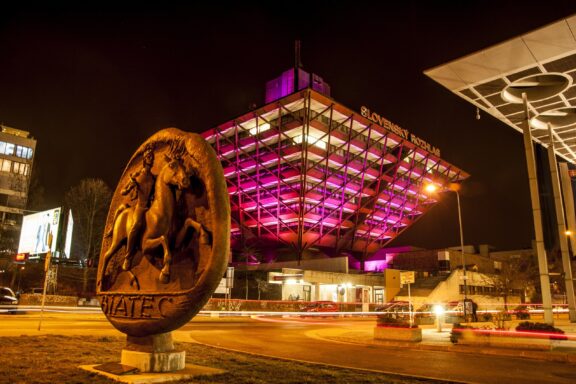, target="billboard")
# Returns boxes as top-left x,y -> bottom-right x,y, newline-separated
18,207 -> 61,255
63,209 -> 73,258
